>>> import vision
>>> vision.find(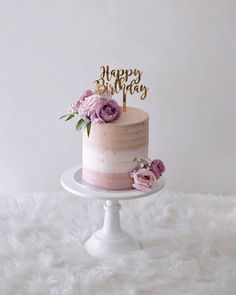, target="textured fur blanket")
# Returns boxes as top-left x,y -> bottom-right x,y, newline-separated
0,191 -> 236,295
